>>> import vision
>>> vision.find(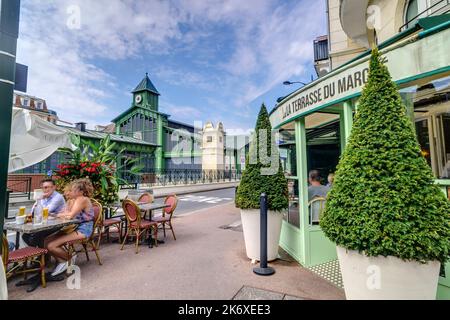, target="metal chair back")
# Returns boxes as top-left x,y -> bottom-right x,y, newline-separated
308,196 -> 326,225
